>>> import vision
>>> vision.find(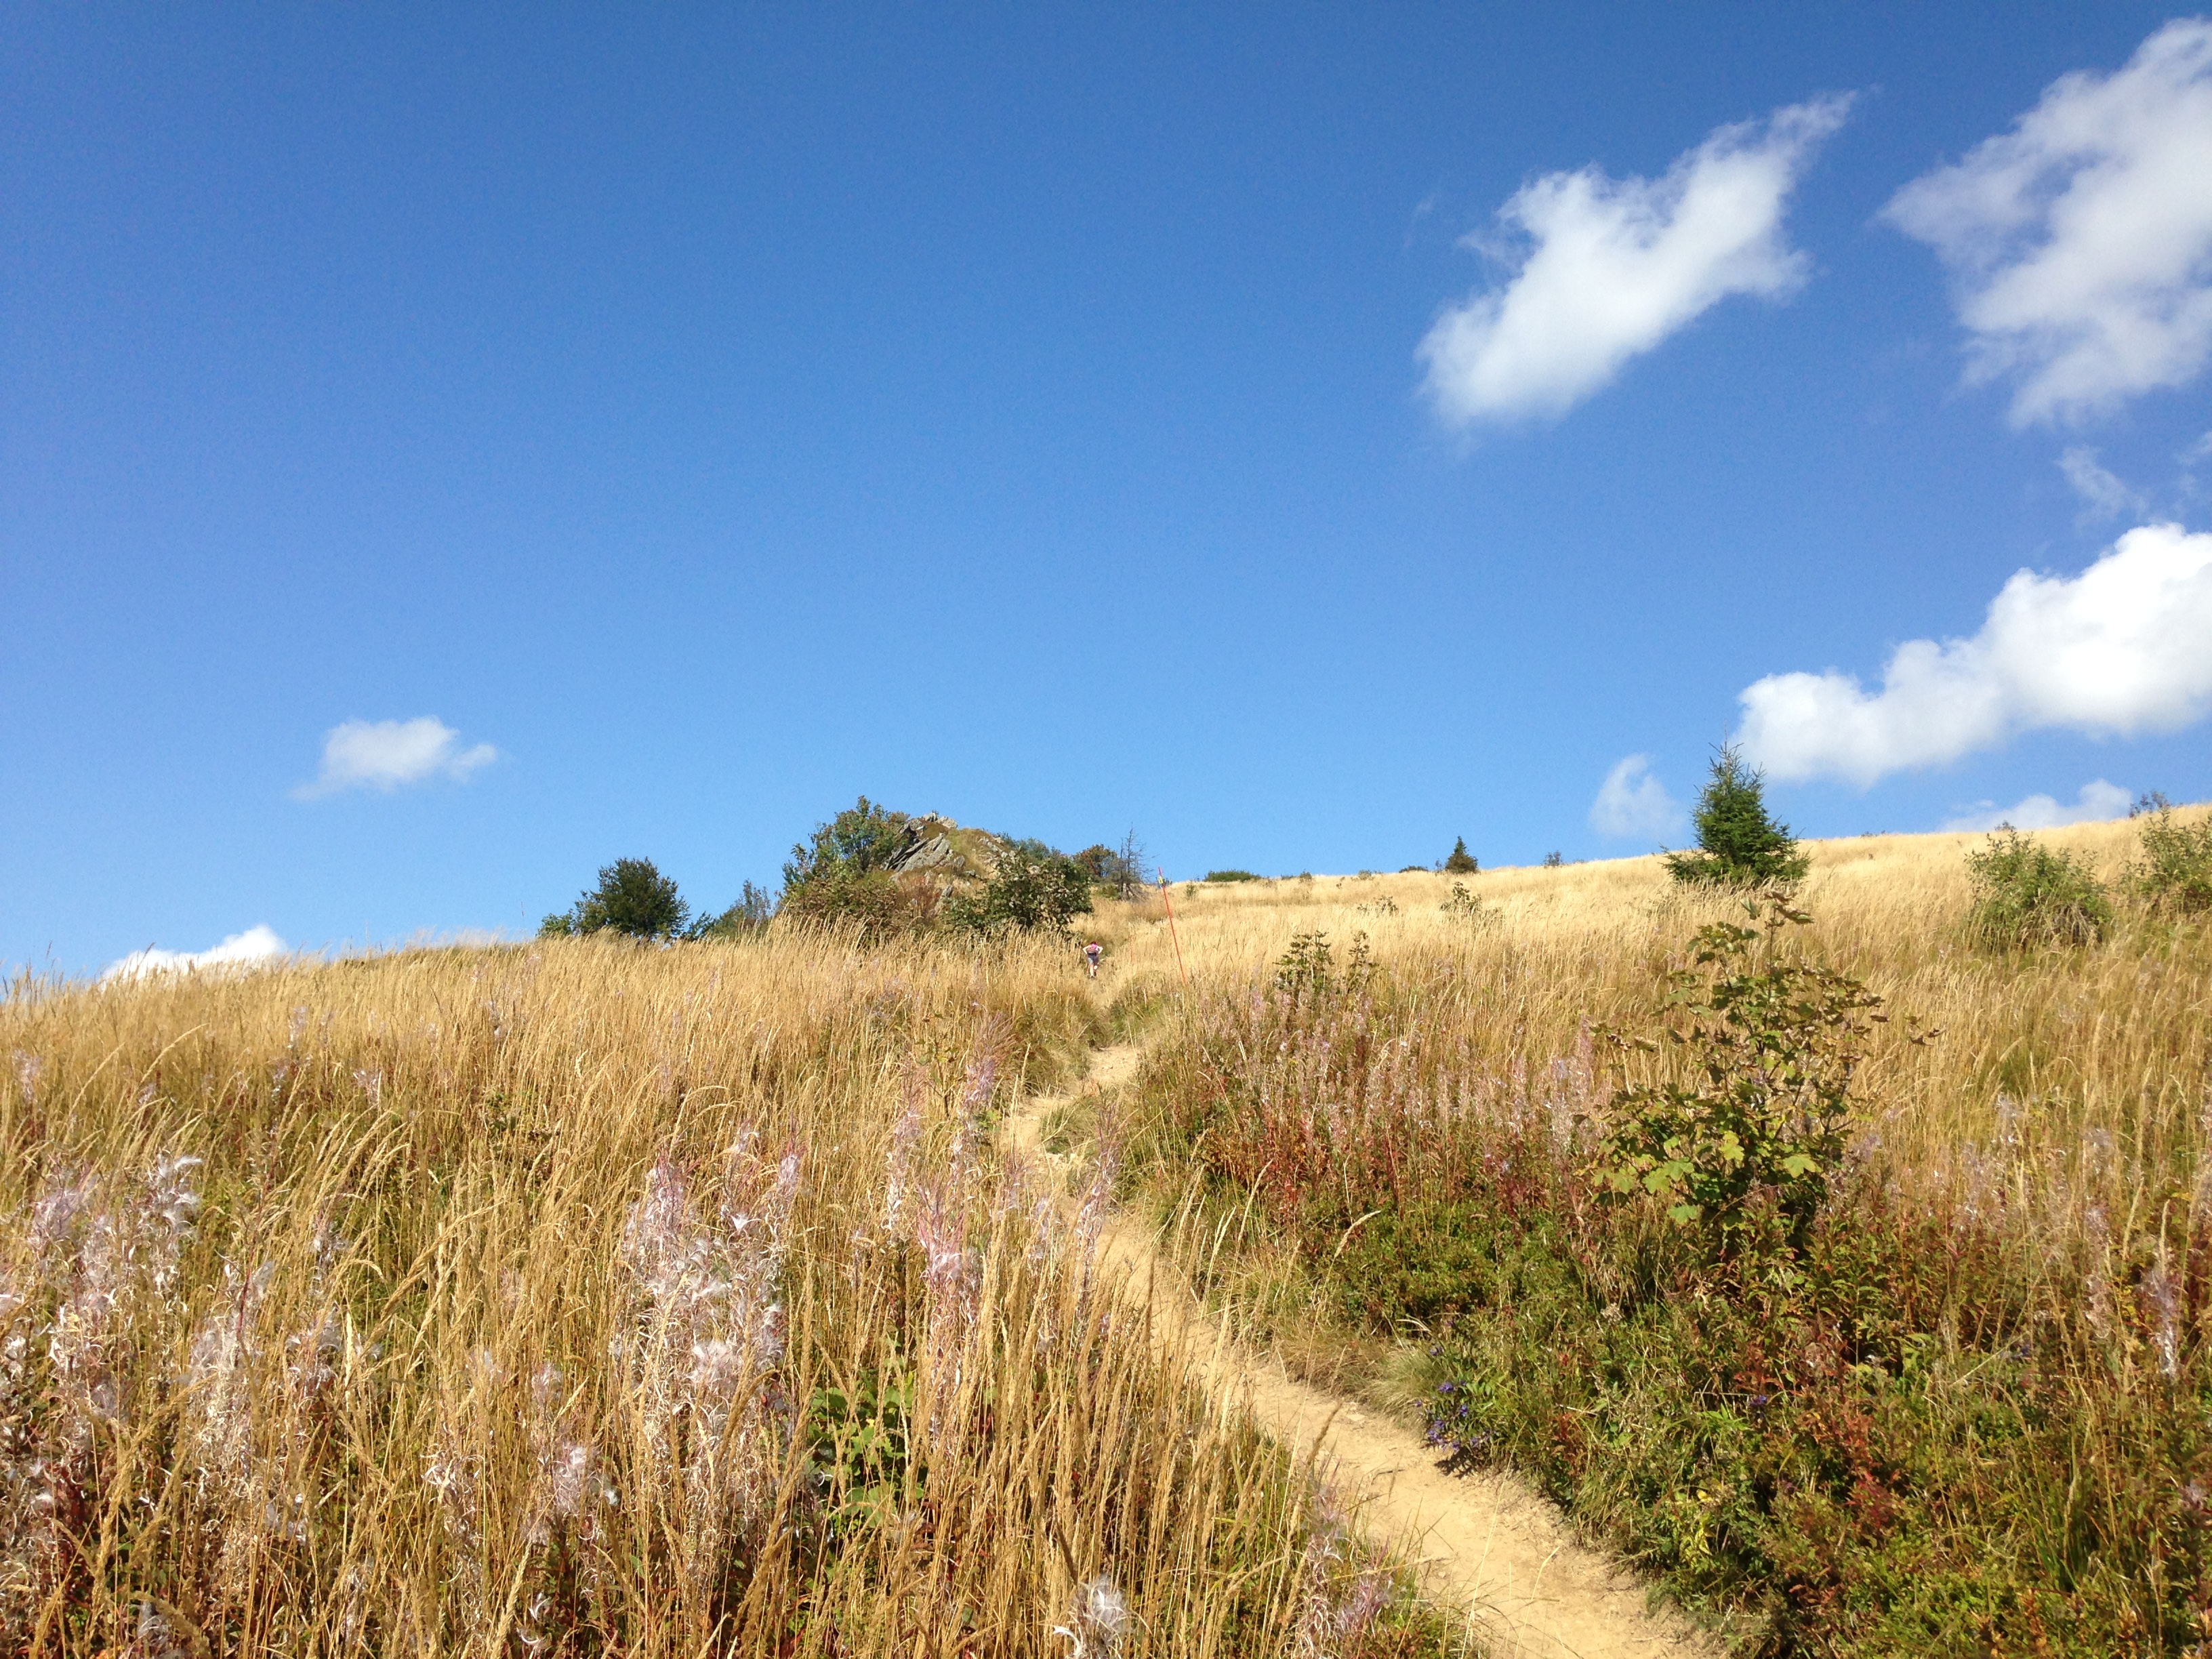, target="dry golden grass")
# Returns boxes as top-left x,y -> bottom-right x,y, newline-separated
9,809 -> 2202,1655
0,930 -> 1448,1657
1067,811 -> 2212,1399
1096,808 -> 2212,1206
1076,809 -> 2212,1653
